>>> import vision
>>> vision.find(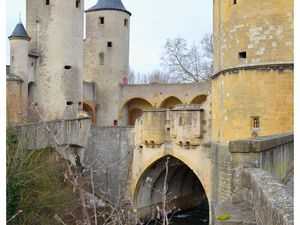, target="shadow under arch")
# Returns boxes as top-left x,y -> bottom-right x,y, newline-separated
159,96 -> 183,109
190,94 -> 208,105
83,102 -> 96,124
133,155 -> 209,222
120,97 -> 153,126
